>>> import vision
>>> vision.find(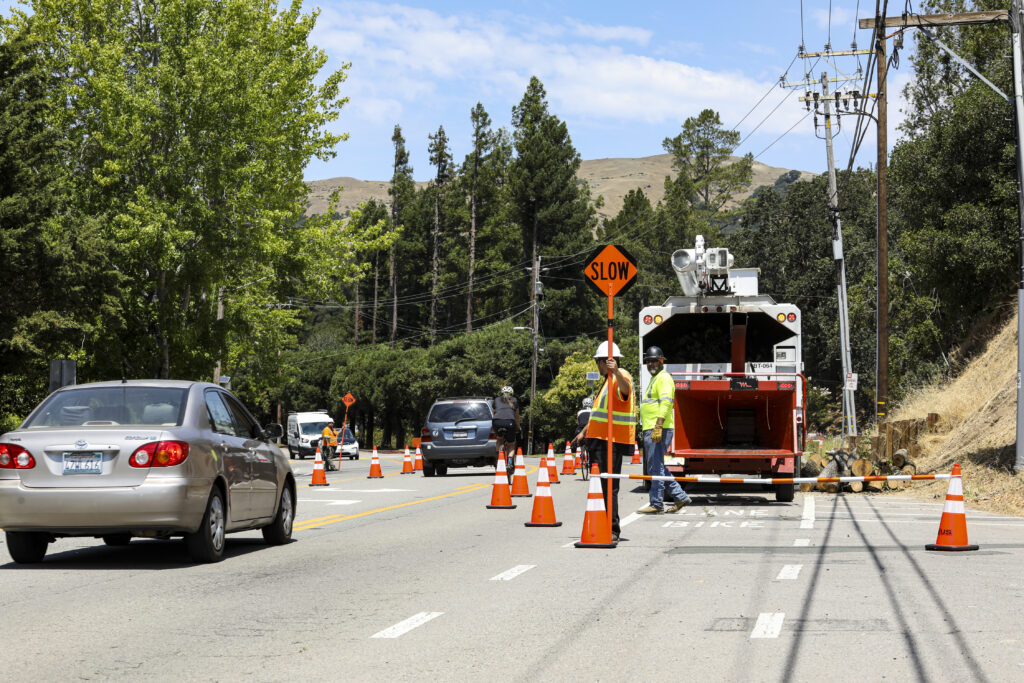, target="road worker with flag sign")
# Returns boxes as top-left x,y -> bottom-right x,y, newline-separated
637,346 -> 692,514
571,341 -> 635,542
